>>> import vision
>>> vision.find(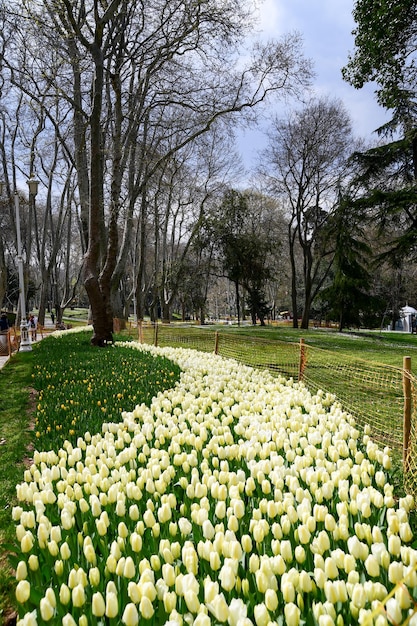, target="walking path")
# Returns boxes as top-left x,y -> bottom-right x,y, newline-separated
0,322 -> 56,370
